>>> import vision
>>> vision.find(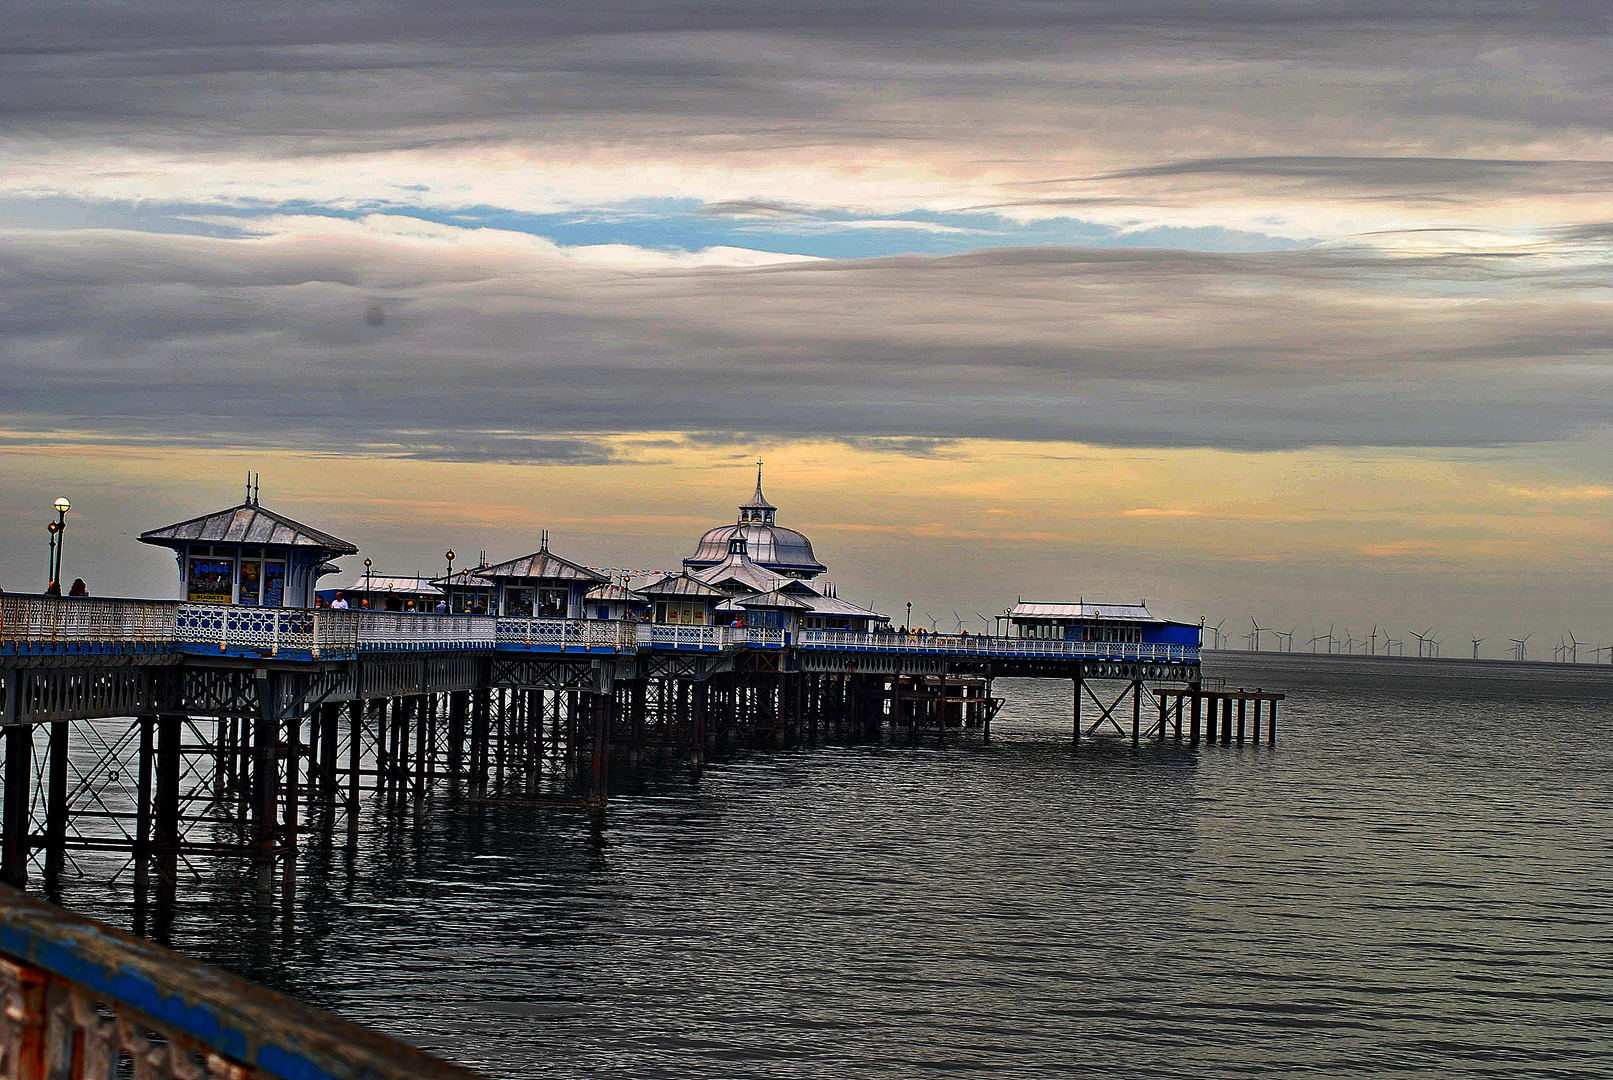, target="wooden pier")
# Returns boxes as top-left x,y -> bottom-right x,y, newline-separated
1152,687 -> 1283,747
